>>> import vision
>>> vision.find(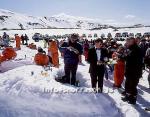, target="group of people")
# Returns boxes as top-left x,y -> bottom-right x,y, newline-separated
36,39 -> 59,68
56,34 -> 150,105
0,32 -> 29,50
0,32 -> 150,105
20,34 -> 29,45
